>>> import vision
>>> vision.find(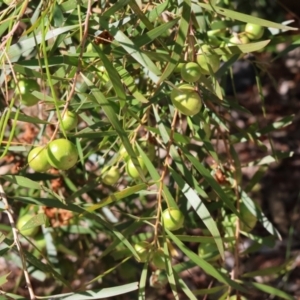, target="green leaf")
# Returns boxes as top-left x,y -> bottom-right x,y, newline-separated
98,221 -> 143,261
108,30 -> 161,83
2,25 -> 79,62
146,0 -> 170,23
102,0 -> 131,17
23,249 -> 70,287
242,262 -> 290,278
138,263 -> 148,300
2,175 -> 42,190
9,112 -> 50,124
215,40 -> 270,55
245,151 -> 294,167
13,196 -> 140,261
260,115 -> 294,134
86,257 -> 131,285
176,235 -> 225,243
128,0 -> 154,30
174,273 -> 198,300
19,213 -> 47,231
240,189 -> 281,239
71,130 -> 119,139
158,0 -> 191,83
53,4 -> 64,27
0,272 -> 10,286
0,293 -> 27,300
249,282 -> 294,300
169,167 -> 224,260
115,63 -> 148,103
231,115 -> 294,144
272,38 -> 300,61
84,183 -> 147,212
166,229 -> 246,292
244,166 -> 267,193
136,18 -> 180,46
182,150 -> 238,215
197,3 -> 297,31
43,283 -> 139,299
81,74 -> 147,181
162,239 -> 179,299
193,285 -> 227,296
91,44 -> 127,102
136,143 -> 178,209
